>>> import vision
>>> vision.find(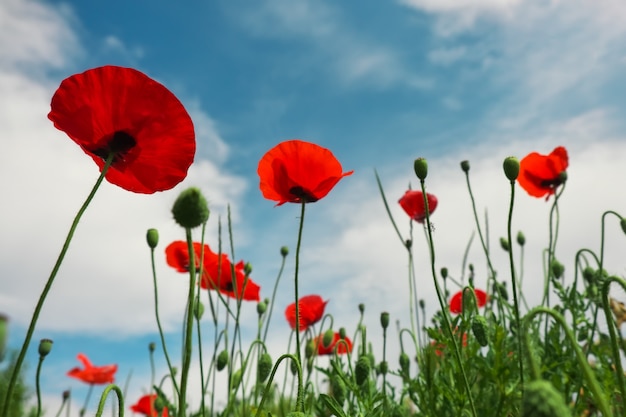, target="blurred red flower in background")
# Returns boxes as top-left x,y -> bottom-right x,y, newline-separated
257,139 -> 353,205
398,190 -> 438,223
165,241 -> 260,301
67,353 -> 117,385
285,295 -> 328,331
431,331 -> 468,356
48,65 -> 195,194
449,288 -> 488,314
316,332 -> 353,356
130,394 -> 168,417
518,146 -> 568,199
